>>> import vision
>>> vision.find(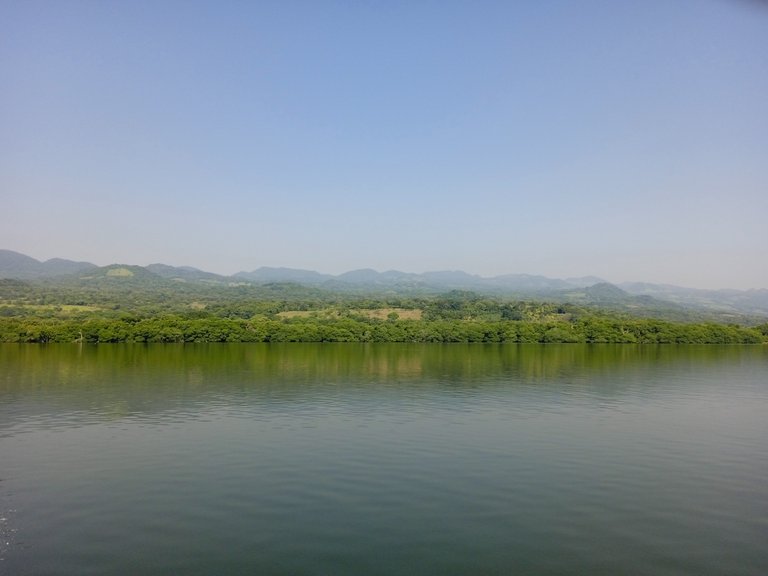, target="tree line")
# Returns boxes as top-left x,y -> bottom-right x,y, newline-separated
1,315 -> 765,344
2,282 -> 767,344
